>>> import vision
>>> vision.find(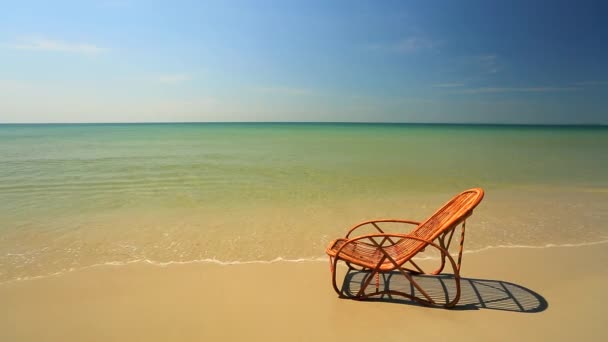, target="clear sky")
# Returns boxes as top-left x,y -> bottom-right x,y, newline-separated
1,0 -> 607,124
